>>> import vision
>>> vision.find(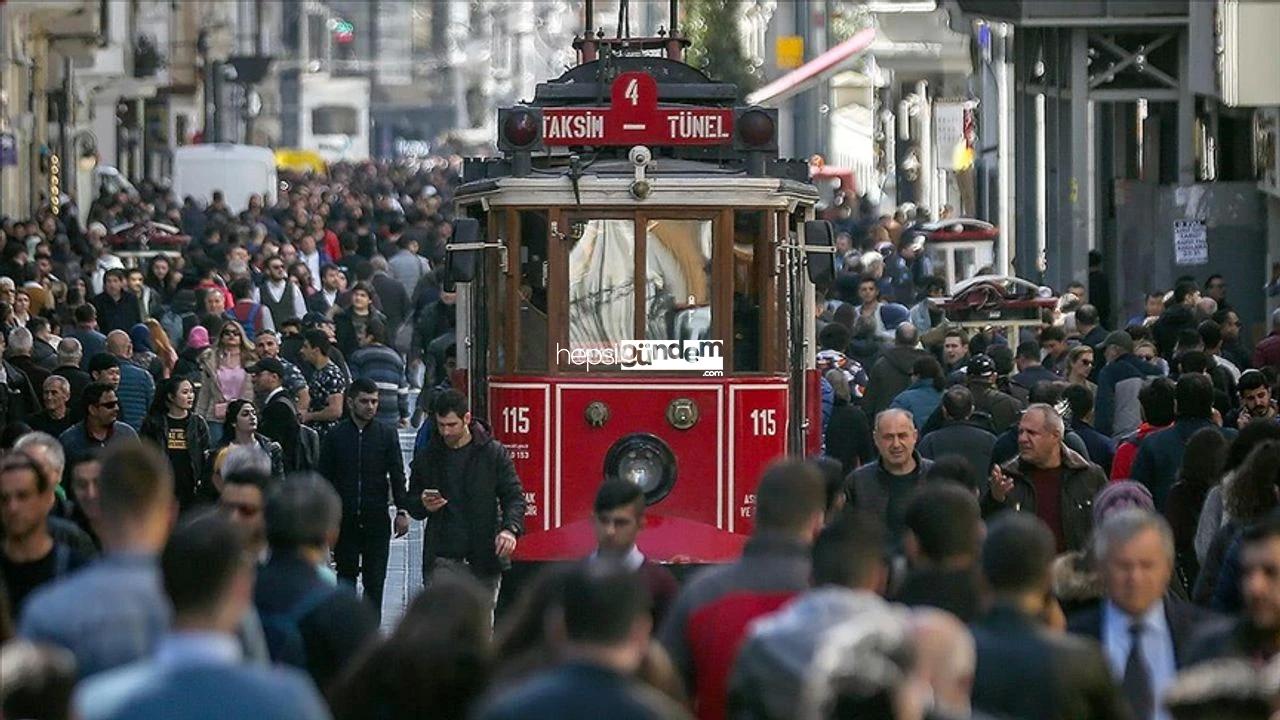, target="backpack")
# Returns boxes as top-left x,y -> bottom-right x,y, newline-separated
226,303 -> 264,341
295,423 -> 321,472
260,584 -> 337,669
276,394 -> 320,472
